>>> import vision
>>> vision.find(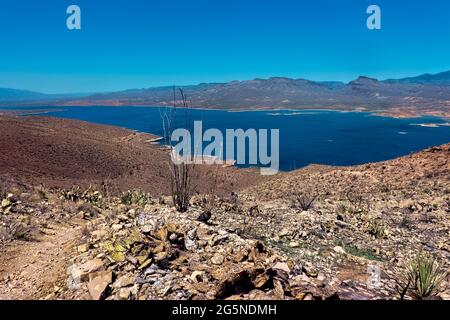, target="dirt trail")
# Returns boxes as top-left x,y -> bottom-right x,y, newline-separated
0,220 -> 84,300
